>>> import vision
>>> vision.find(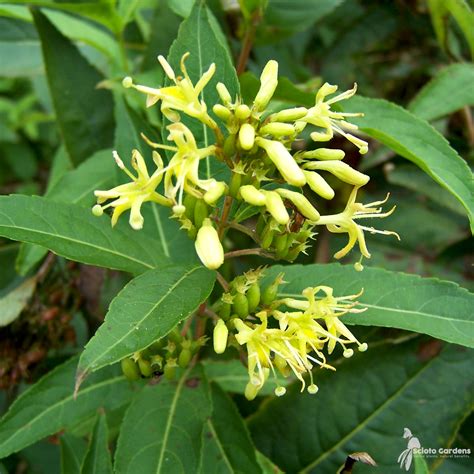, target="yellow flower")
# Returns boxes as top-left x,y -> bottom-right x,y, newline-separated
145,123 -> 224,213
303,82 -> 369,154
92,150 -> 171,230
123,53 -> 217,128
195,218 -> 224,270
317,186 -> 399,259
